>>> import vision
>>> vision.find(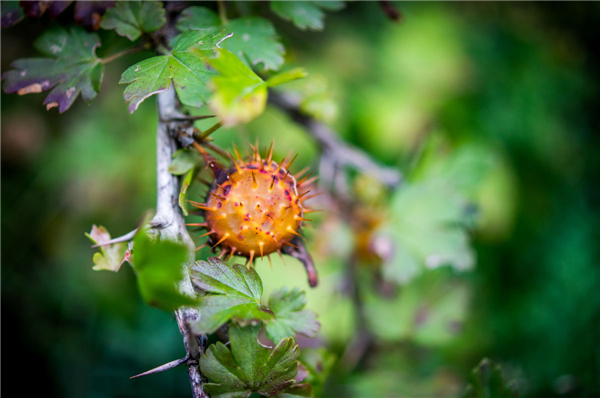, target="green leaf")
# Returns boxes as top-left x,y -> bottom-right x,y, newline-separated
203,49 -> 306,126
85,225 -> 127,272
168,148 -> 203,216
119,28 -> 226,113
179,168 -> 196,217
266,287 -> 320,343
277,383 -> 314,397
363,268 -> 470,345
190,257 -> 274,334
2,25 -> 103,113
177,7 -> 285,71
378,181 -> 474,285
100,0 -> 166,41
266,68 -> 308,88
465,358 -> 518,398
131,229 -> 197,310
205,48 -> 268,127
200,324 -> 300,398
168,148 -> 203,175
270,1 -> 344,31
